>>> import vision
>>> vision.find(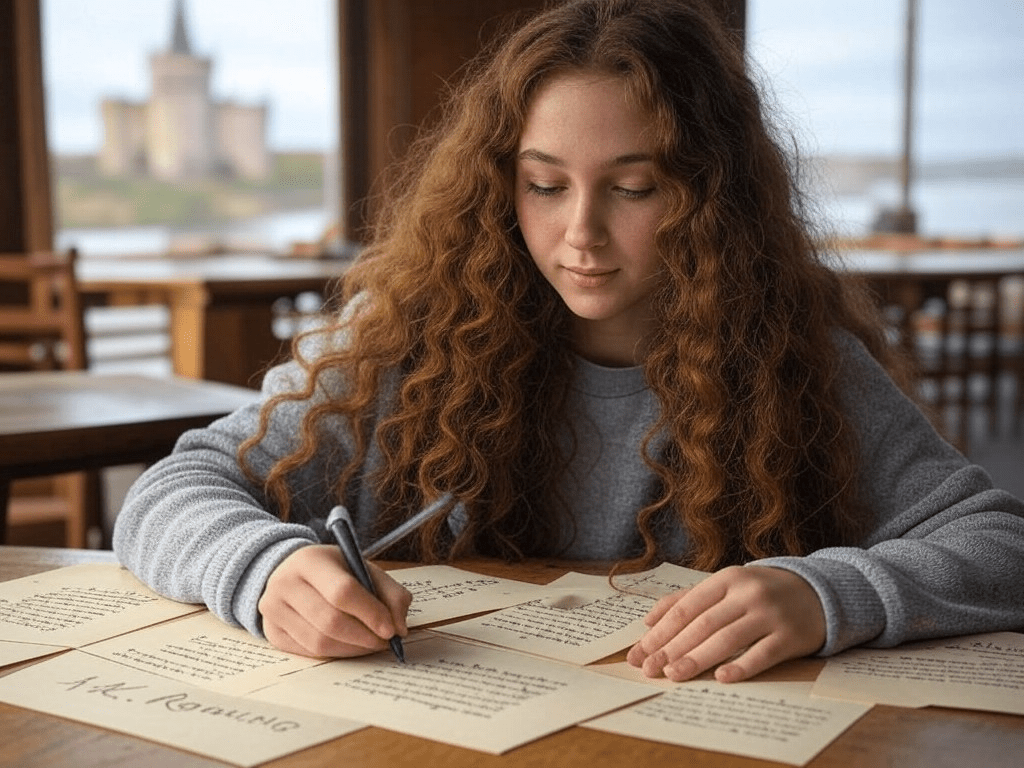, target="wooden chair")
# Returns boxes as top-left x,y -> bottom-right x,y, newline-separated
871,271 -> 1024,453
0,247 -> 102,547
